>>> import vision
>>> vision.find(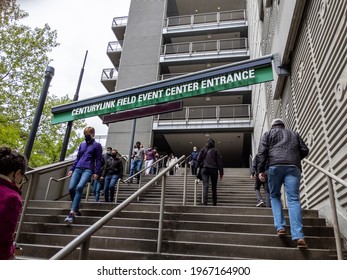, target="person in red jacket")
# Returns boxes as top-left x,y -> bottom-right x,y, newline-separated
0,147 -> 28,260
